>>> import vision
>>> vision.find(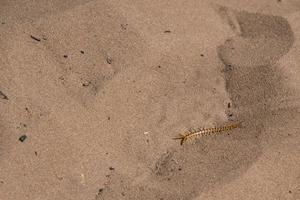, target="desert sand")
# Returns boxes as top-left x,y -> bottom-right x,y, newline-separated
0,0 -> 299,200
